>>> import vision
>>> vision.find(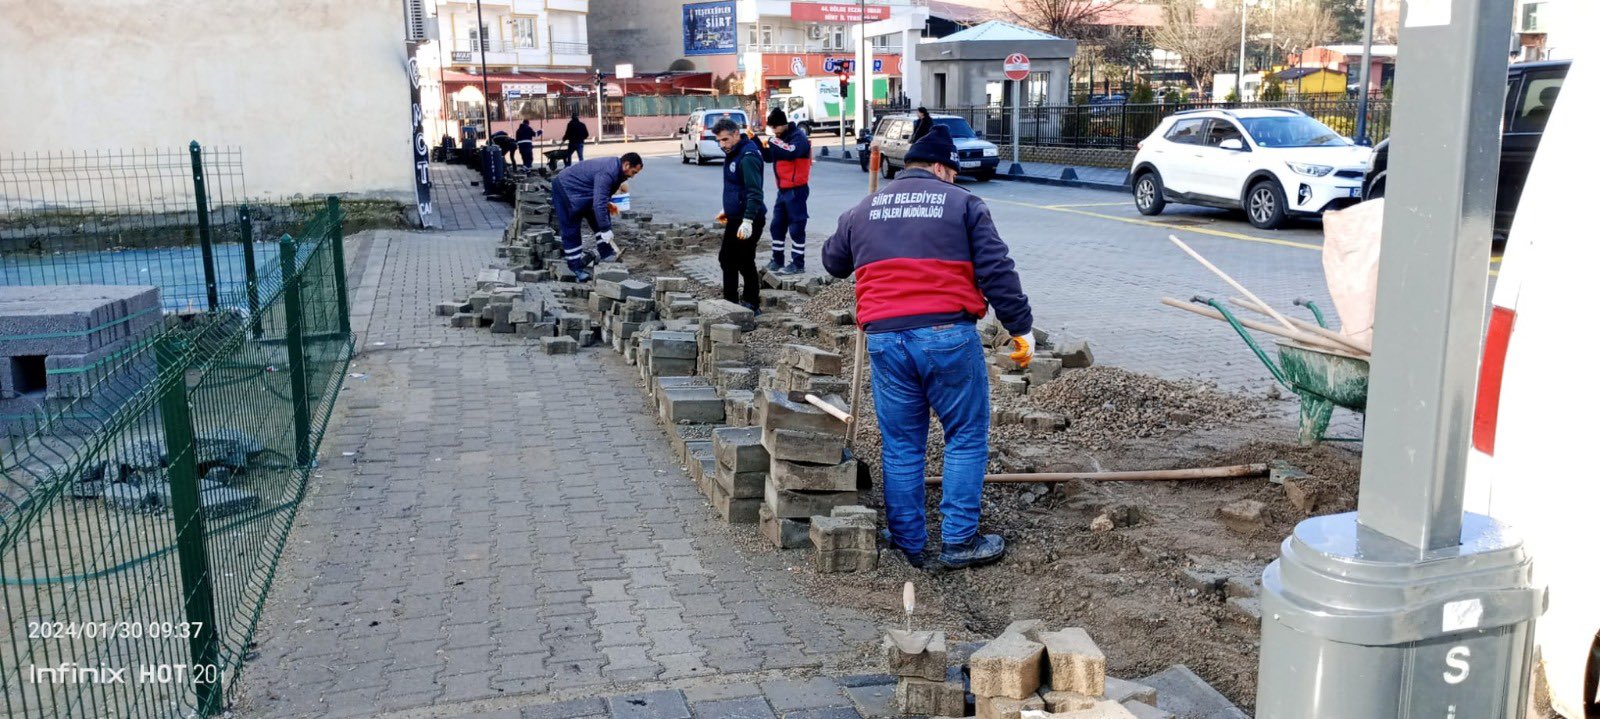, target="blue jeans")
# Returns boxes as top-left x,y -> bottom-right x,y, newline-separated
867,323 -> 990,555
